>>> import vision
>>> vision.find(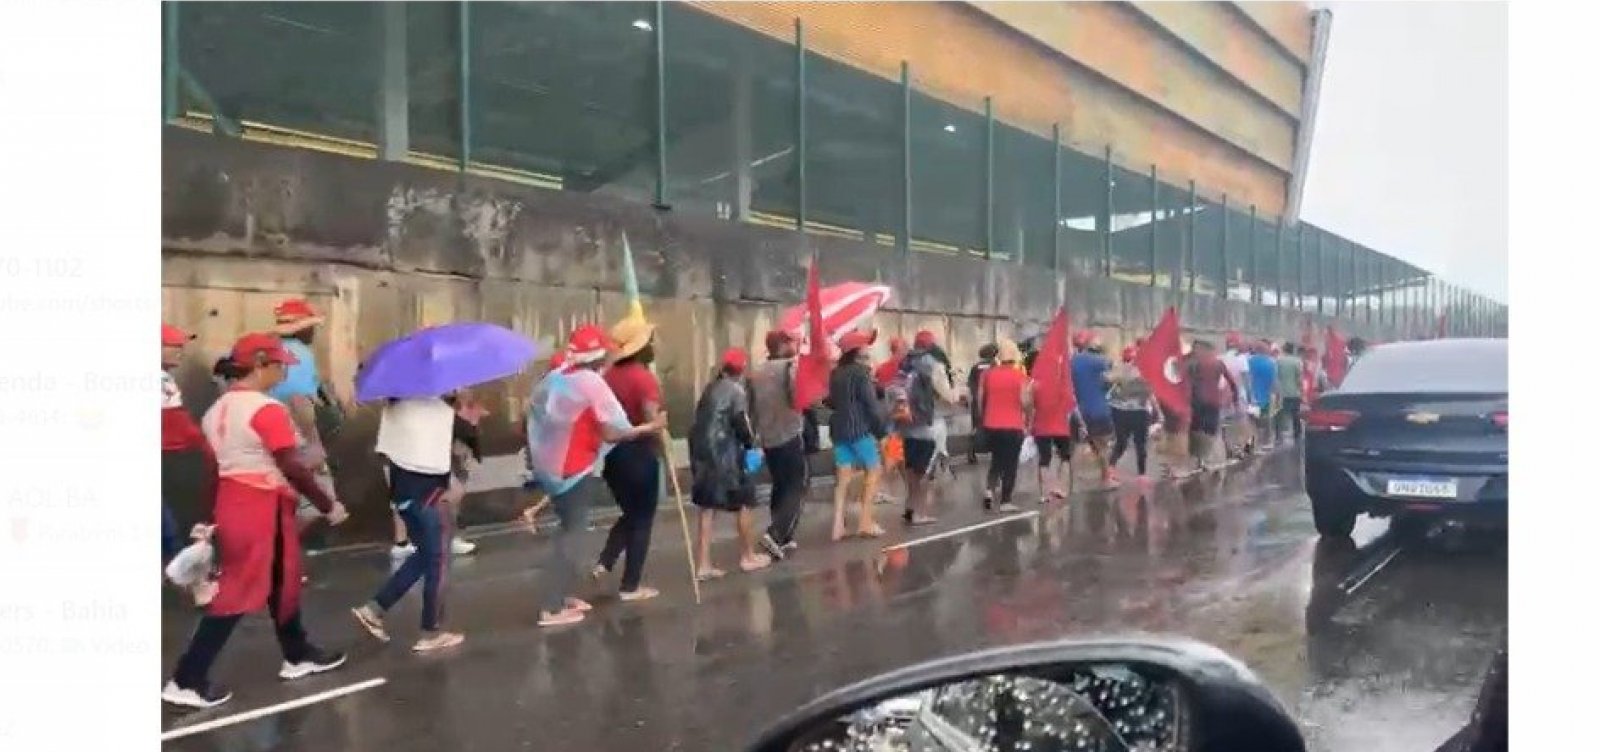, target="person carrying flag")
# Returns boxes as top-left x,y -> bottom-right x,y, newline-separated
524,325 -> 666,628
1028,310 -> 1076,503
